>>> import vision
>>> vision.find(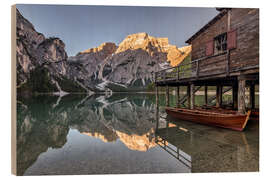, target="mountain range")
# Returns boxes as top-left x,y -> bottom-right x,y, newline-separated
16,9 -> 191,94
